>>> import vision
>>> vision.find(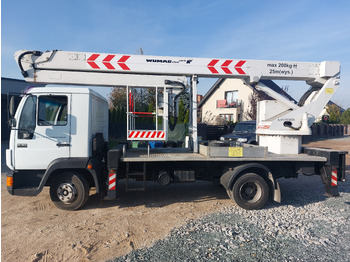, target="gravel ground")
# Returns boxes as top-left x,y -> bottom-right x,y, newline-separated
111,173 -> 350,262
